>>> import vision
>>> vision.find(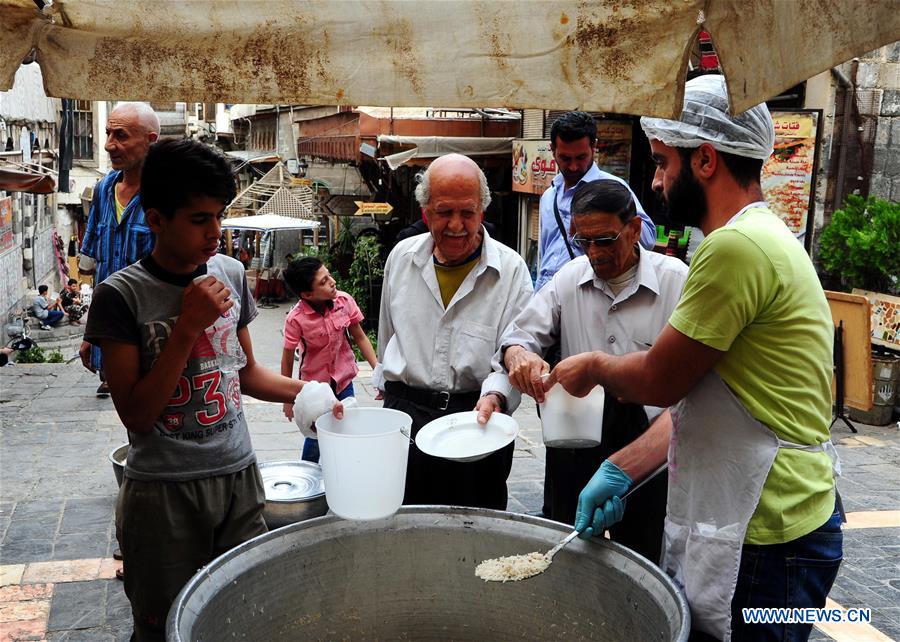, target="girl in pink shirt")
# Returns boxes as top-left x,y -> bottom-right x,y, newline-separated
281,257 -> 378,461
